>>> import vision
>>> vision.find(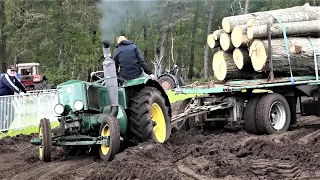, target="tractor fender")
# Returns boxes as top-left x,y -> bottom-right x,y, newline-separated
158,74 -> 179,87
